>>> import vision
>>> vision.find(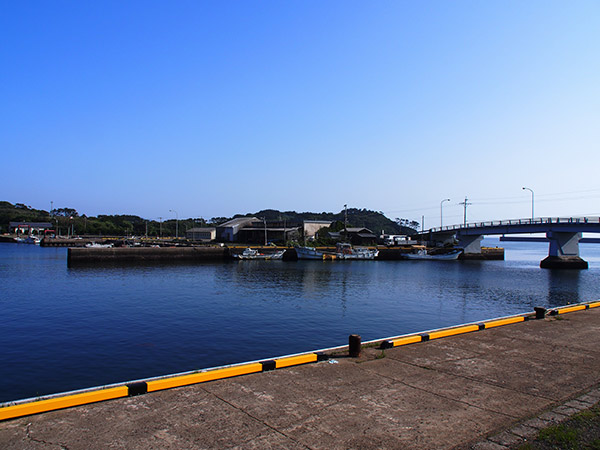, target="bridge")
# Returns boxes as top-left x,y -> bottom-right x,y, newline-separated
417,216 -> 600,269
